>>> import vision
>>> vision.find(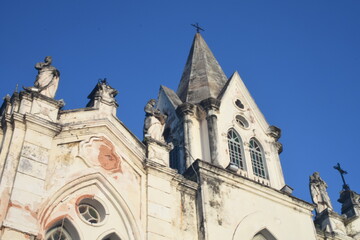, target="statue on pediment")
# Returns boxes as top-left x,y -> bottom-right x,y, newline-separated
26,56 -> 60,98
310,172 -> 333,214
143,99 -> 167,141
